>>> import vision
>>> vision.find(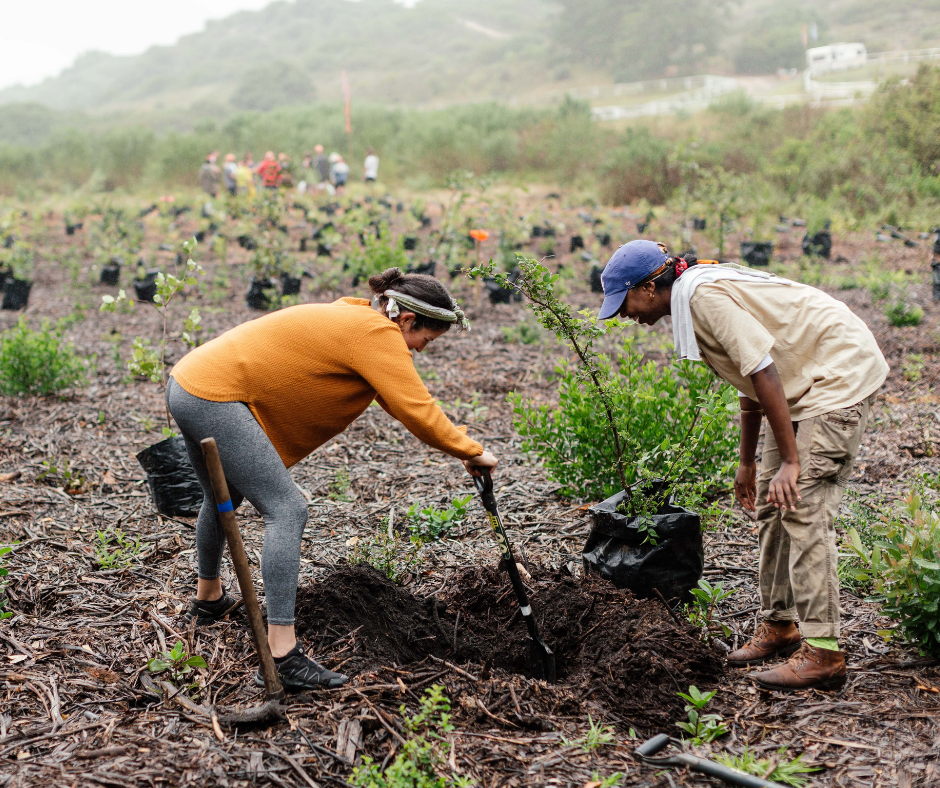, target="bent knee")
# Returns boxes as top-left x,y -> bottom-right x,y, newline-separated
278,489 -> 309,529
